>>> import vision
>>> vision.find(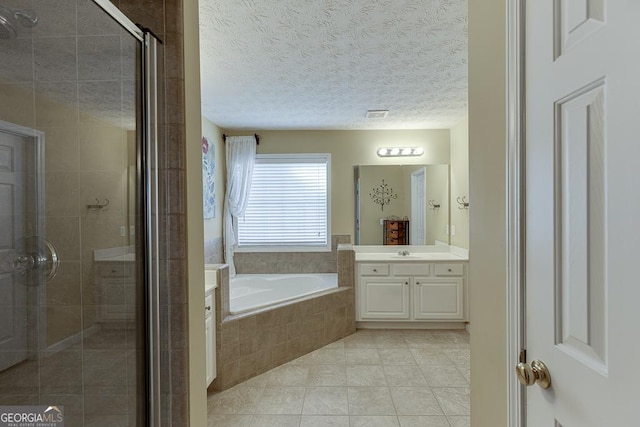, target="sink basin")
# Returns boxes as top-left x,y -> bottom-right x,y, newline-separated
390,255 -> 423,259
